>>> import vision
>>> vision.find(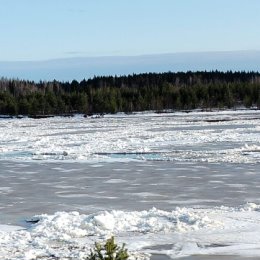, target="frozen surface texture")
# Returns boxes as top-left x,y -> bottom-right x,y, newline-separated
1,204 -> 260,259
0,110 -> 259,163
0,110 -> 260,259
